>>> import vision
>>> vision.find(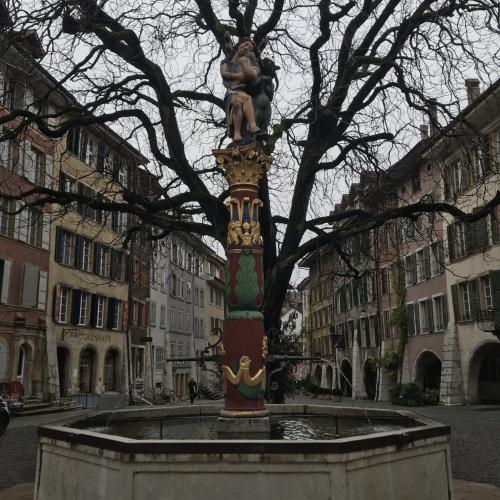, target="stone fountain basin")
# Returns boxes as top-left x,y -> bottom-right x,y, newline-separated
35,404 -> 453,500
